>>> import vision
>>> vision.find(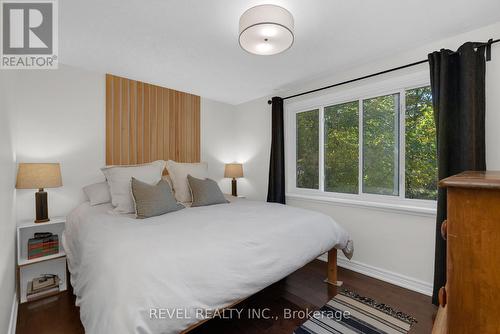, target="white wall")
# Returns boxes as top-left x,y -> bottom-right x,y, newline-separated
0,73 -> 17,334
233,22 -> 500,294
4,65 -> 106,223
202,95 -> 272,200
200,98 -> 238,194
233,96 -> 271,200
485,39 -> 500,169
